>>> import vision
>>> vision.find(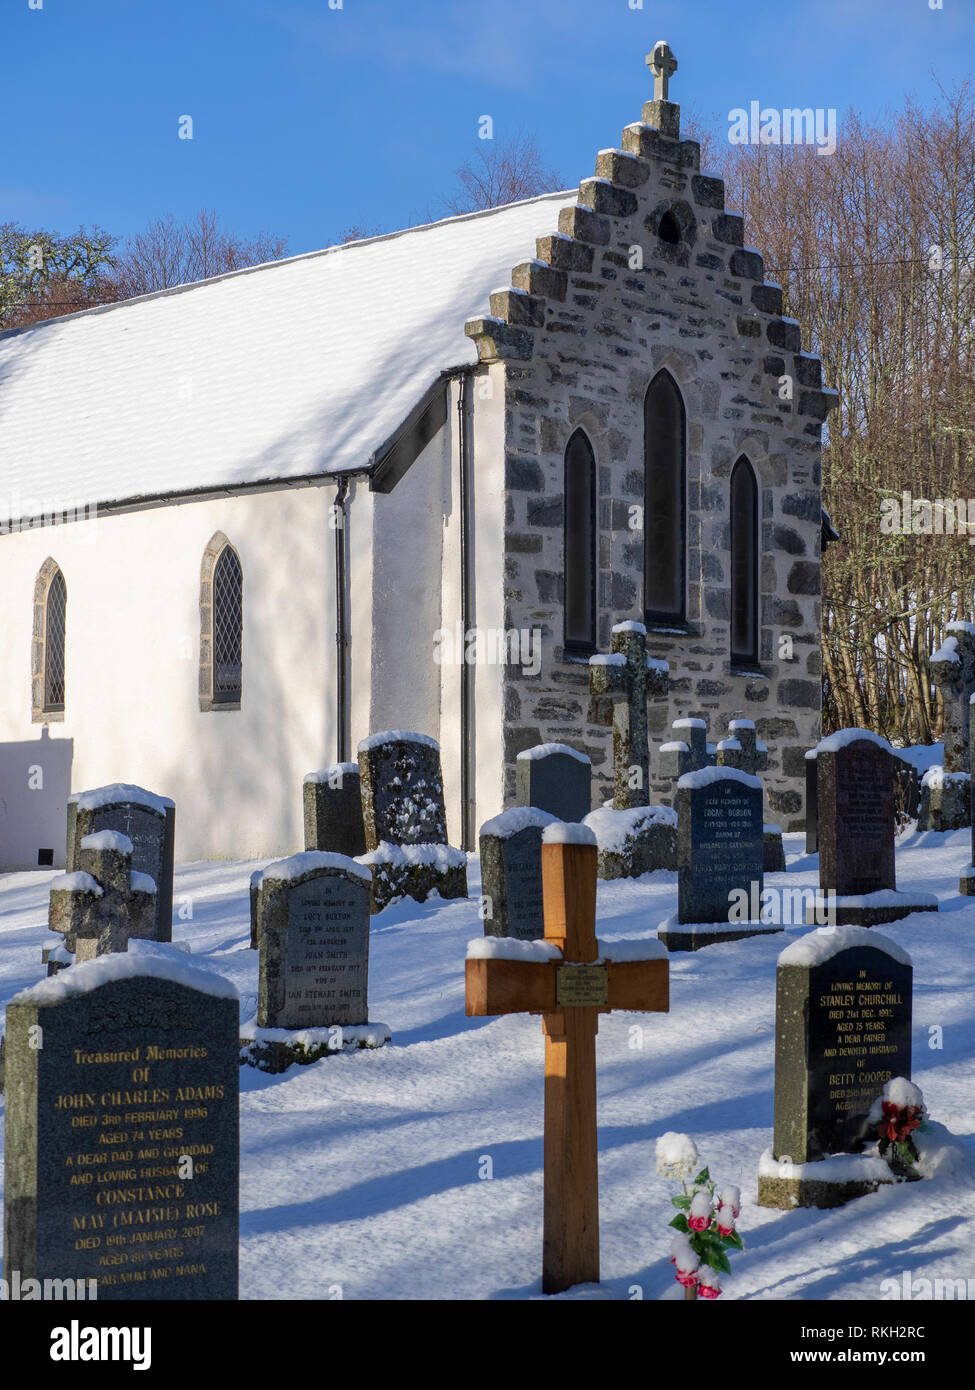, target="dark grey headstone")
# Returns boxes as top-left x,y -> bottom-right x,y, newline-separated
677,768 -> 764,924
257,852 -> 372,1029
3,959 -> 239,1299
67,785 -> 174,942
358,733 -> 448,849
771,932 -> 912,1163
479,808 -> 558,940
817,736 -> 895,896
805,750 -> 818,854
515,744 -> 591,823
303,764 -> 366,857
